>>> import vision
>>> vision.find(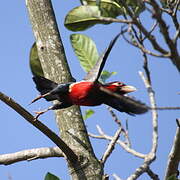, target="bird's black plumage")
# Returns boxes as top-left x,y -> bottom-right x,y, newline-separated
31,32 -> 149,119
